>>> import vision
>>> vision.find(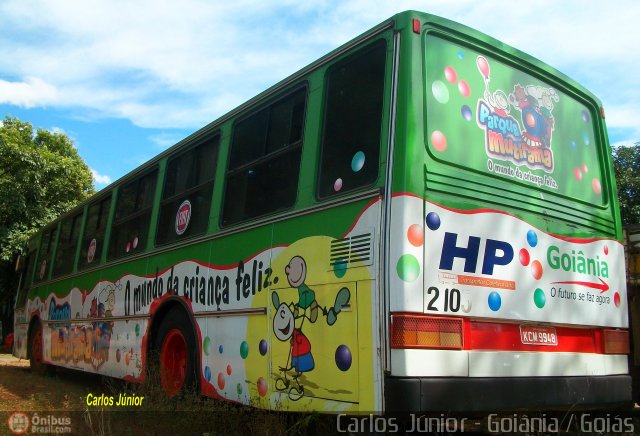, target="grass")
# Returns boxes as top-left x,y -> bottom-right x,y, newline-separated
81,369 -> 337,435
0,352 -> 335,435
